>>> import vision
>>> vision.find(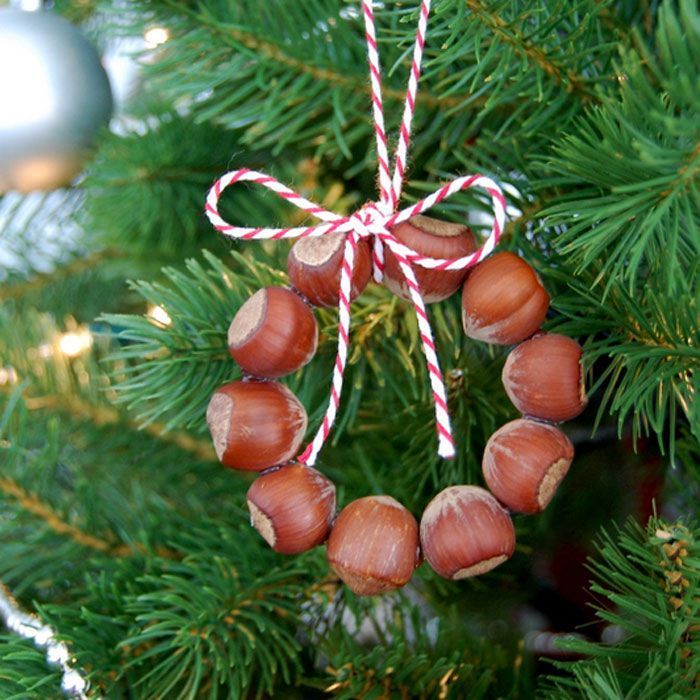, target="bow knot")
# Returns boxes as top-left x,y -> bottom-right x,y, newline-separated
349,202 -> 392,237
